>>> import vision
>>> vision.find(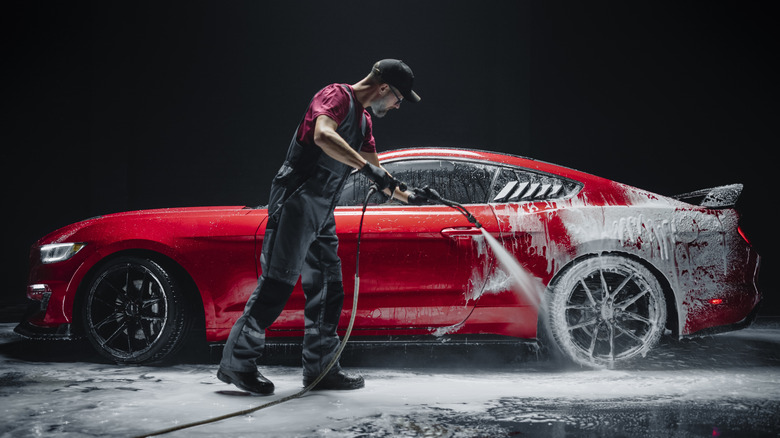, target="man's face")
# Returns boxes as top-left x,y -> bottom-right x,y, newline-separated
371,86 -> 403,118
